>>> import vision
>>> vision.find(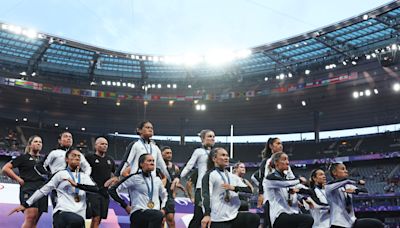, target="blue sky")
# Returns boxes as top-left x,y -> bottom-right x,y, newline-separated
0,0 -> 392,55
